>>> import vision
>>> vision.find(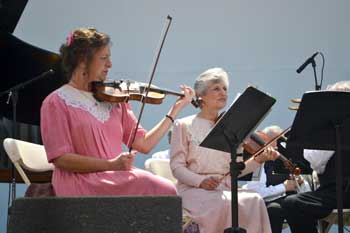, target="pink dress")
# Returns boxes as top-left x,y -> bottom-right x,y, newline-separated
170,115 -> 272,233
41,85 -> 176,196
